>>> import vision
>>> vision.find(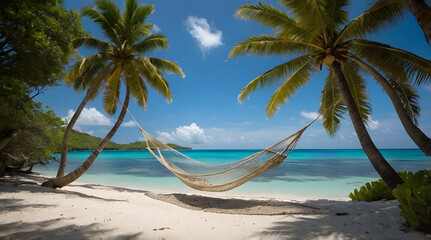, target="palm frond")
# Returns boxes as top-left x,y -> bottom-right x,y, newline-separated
227,35 -> 318,60
279,0 -> 329,43
149,58 -> 185,78
66,53 -> 106,87
352,39 -> 431,85
135,56 -> 172,102
389,79 -> 421,125
322,0 -> 349,34
235,3 -> 320,43
103,65 -> 122,115
320,71 -> 346,136
81,4 -> 120,45
264,58 -> 316,117
73,36 -> 112,52
87,62 -> 114,101
125,61 -> 148,109
337,0 -> 404,43
342,60 -> 371,122
121,1 -> 154,43
131,33 -> 168,53
238,55 -> 314,102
